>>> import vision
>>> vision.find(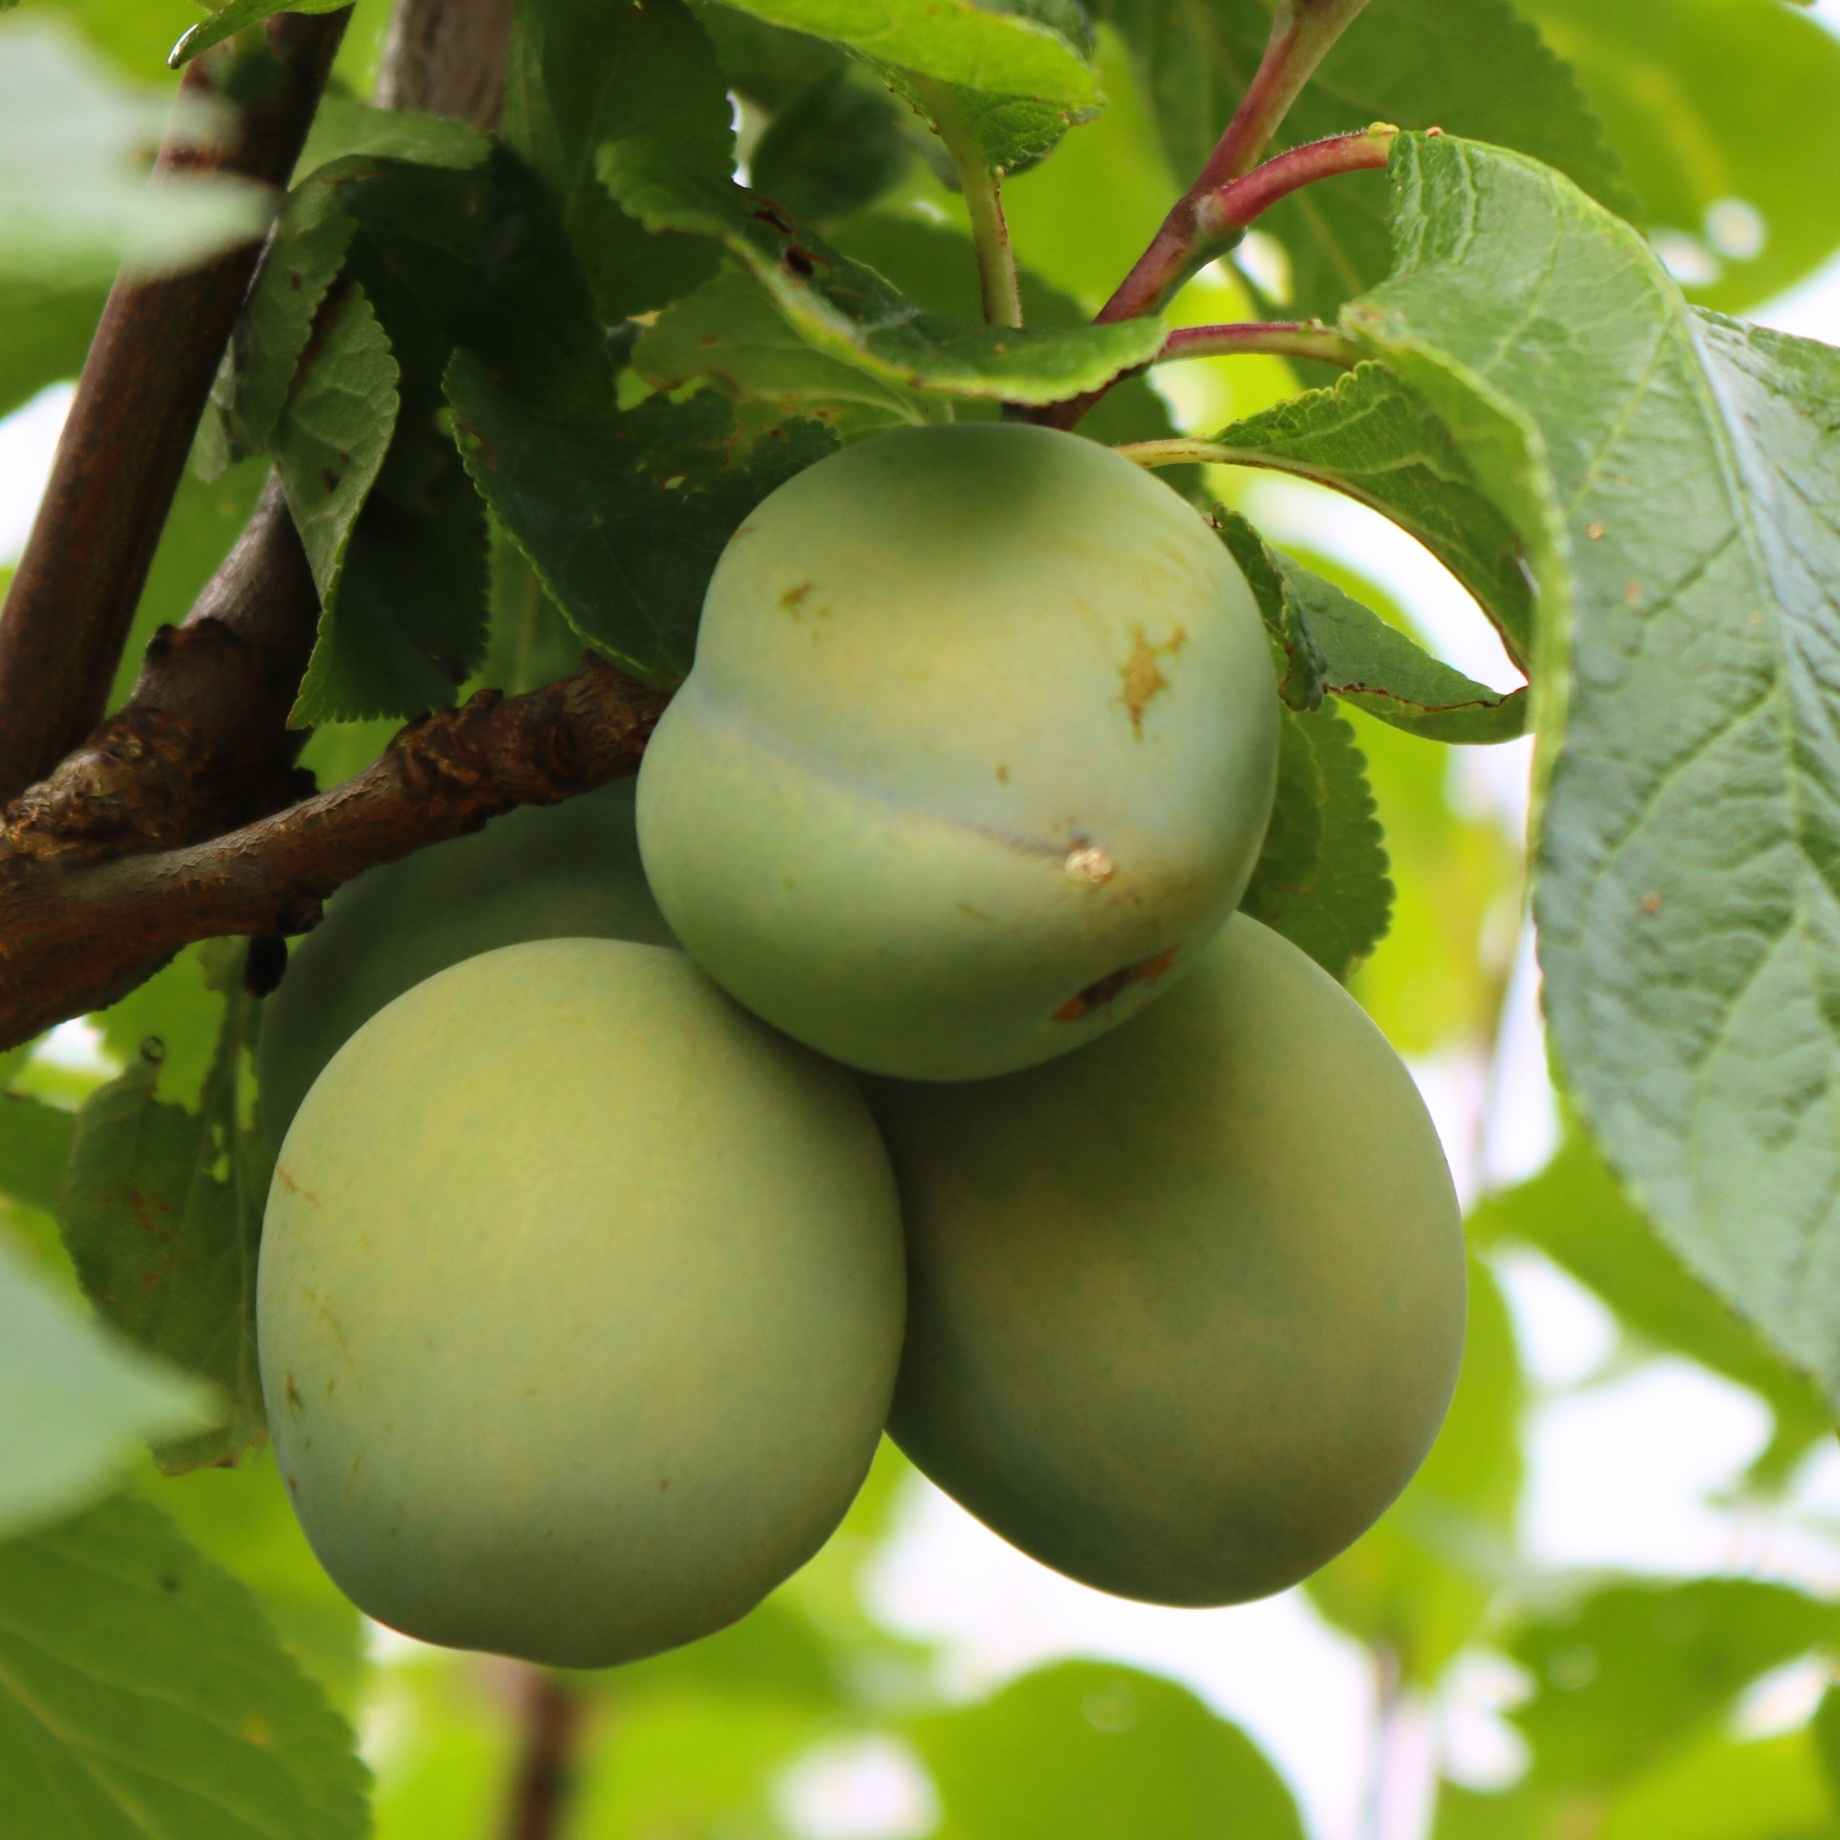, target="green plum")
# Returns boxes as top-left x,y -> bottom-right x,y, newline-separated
868,915 -> 1466,1605
257,780 -> 673,1151
258,939 -> 905,1668
637,422 -> 1278,1082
